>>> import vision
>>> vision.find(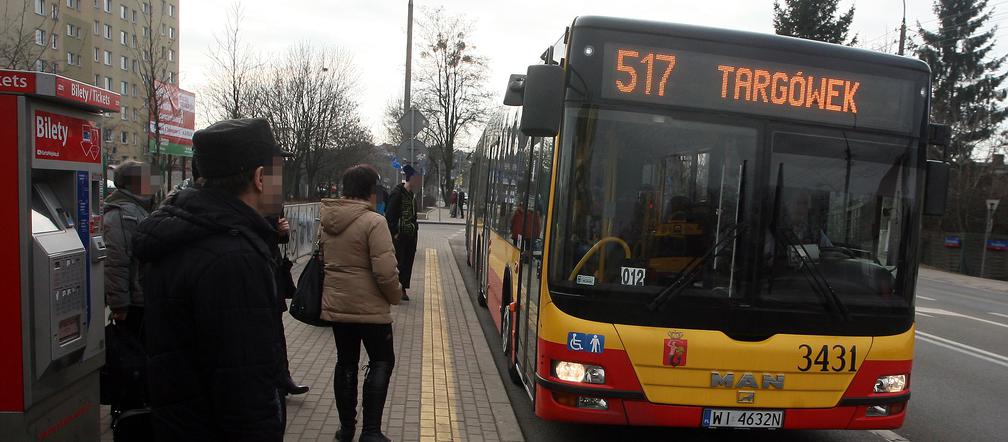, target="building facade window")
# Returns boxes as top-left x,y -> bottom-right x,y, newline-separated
121,106 -> 128,120
120,4 -> 127,19
120,56 -> 128,70
93,19 -> 99,34
168,49 -> 174,61
103,50 -> 111,65
93,47 -> 99,61
168,3 -> 174,17
103,0 -> 110,13
168,27 -> 175,39
66,24 -> 80,38
35,29 -> 45,46
104,76 -> 112,91
120,30 -> 127,45
51,4 -> 58,19
66,52 -> 80,66
51,35 -> 57,49
35,60 -> 46,71
120,131 -> 128,143
66,0 -> 77,9
103,24 -> 111,39
35,0 -> 45,15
